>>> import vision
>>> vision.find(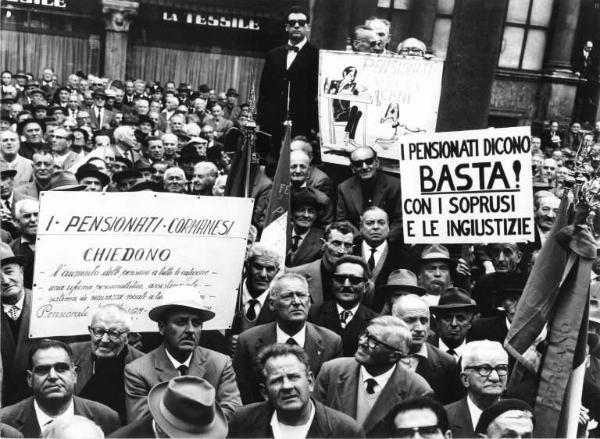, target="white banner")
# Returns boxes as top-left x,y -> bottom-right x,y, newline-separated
30,192 -> 253,337
399,127 -> 535,244
318,50 -> 443,173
